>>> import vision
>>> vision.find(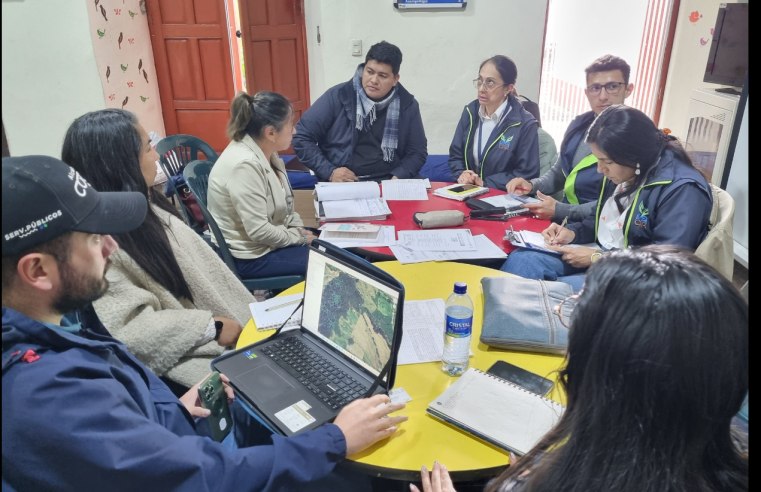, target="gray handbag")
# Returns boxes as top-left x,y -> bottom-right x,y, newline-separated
480,276 -> 574,355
